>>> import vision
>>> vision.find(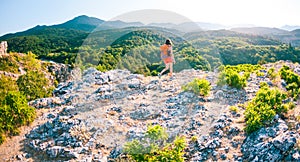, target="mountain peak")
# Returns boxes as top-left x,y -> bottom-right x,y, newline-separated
52,15 -> 104,32
68,15 -> 104,25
